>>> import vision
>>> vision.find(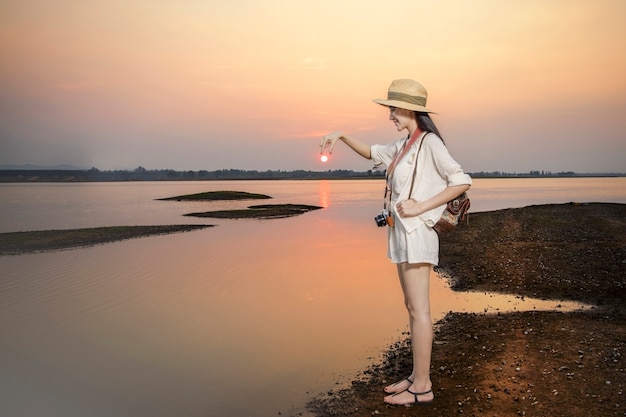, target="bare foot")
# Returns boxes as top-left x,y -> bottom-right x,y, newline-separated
383,377 -> 413,394
384,387 -> 434,406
